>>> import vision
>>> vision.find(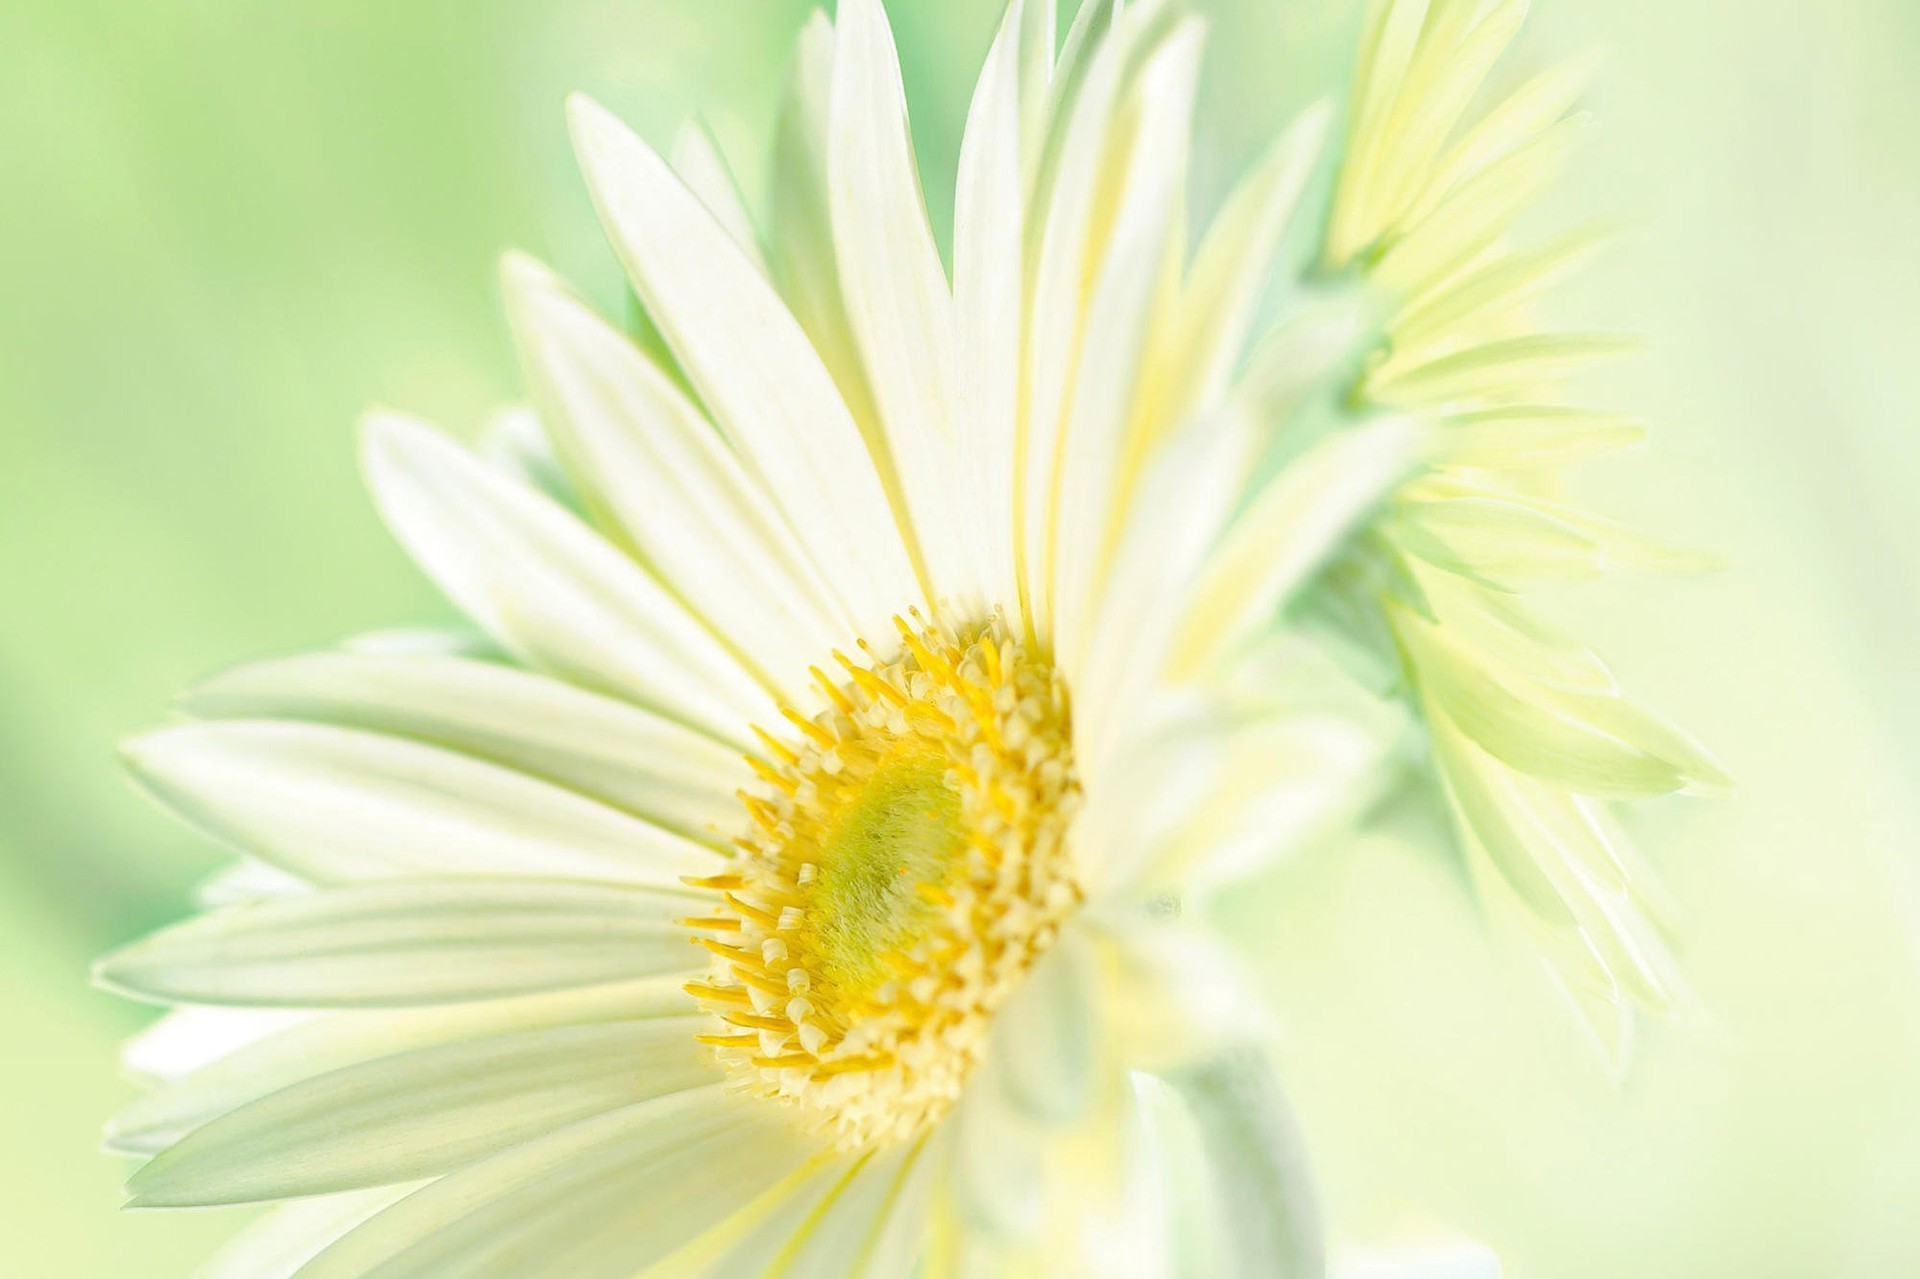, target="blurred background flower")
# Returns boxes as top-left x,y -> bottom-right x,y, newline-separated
2,0 -> 1916,1274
